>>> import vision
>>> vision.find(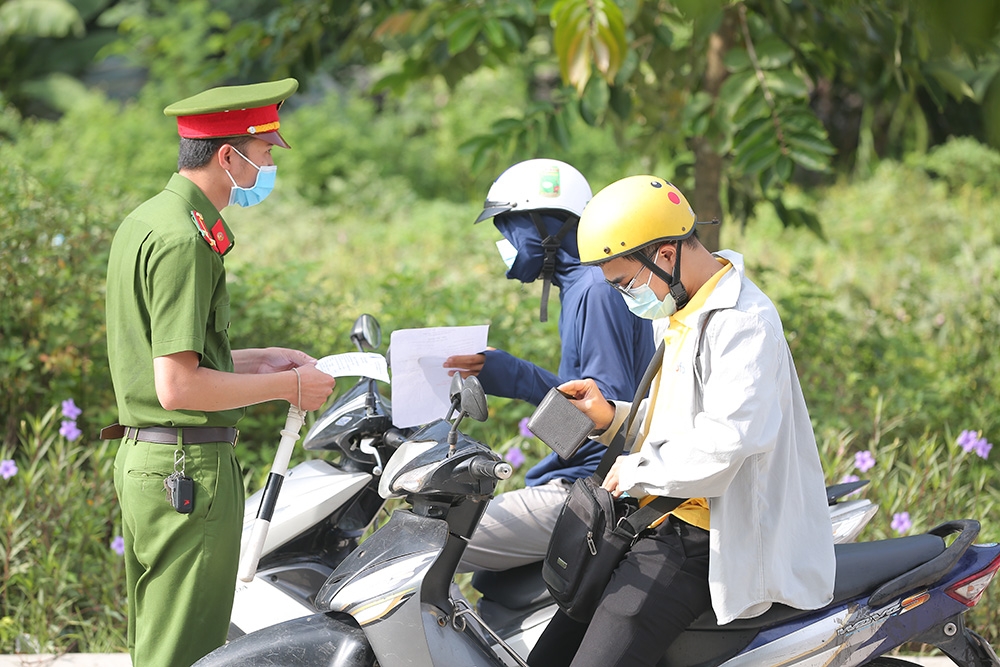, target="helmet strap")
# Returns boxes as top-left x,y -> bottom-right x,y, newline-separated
530,211 -> 578,322
635,242 -> 690,311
